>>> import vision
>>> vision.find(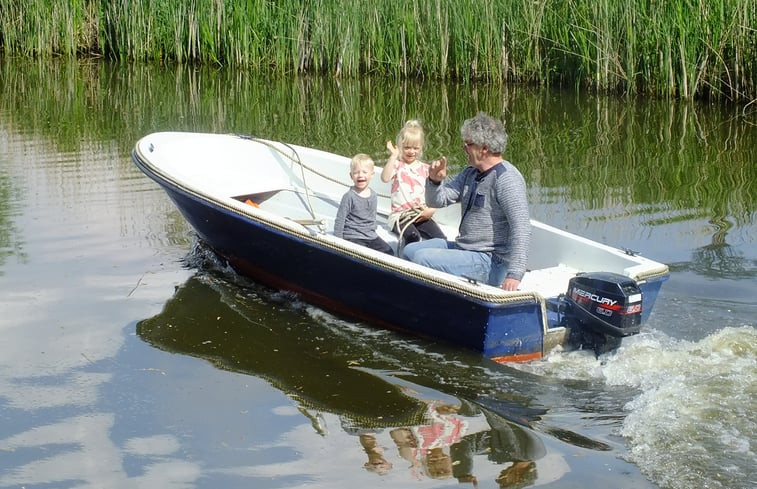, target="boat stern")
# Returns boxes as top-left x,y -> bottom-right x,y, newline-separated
483,299 -> 547,363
